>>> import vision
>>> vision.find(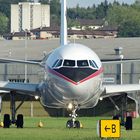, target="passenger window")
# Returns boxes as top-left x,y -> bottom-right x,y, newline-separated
77,60 -> 88,66
63,60 -> 75,66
